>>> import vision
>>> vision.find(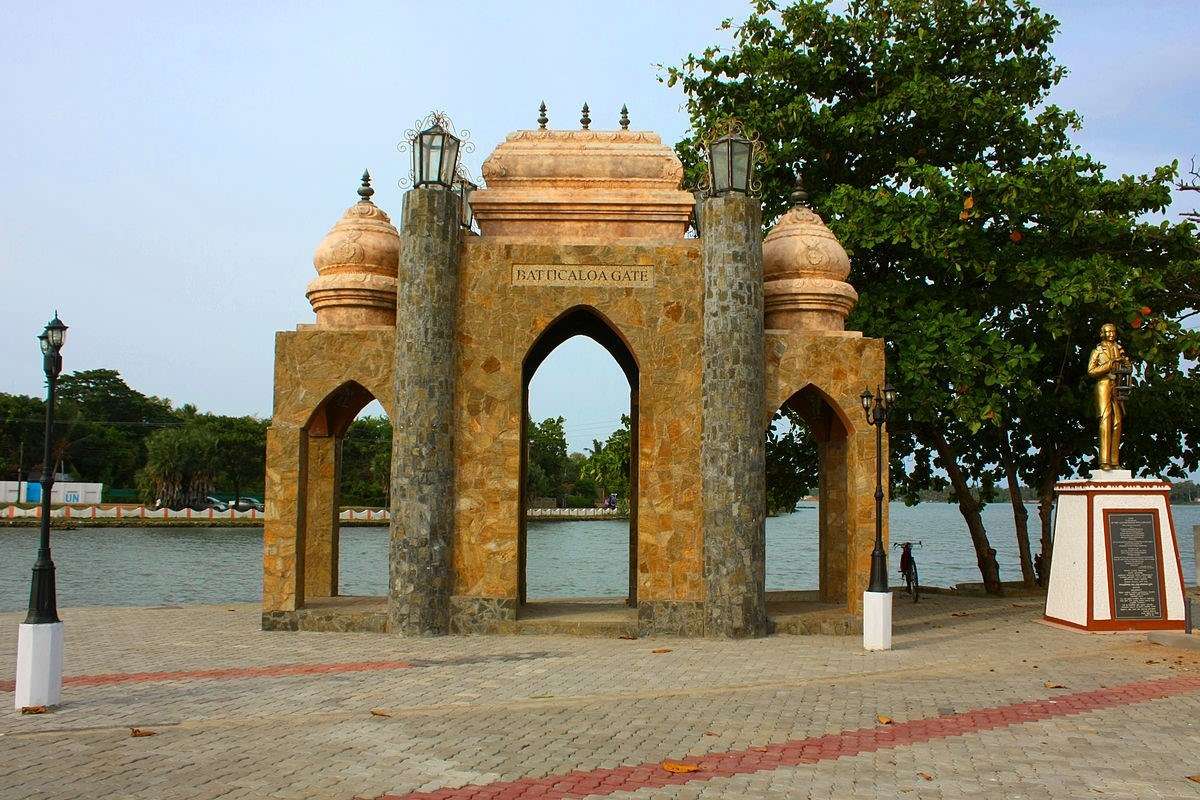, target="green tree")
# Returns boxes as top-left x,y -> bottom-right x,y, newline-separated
526,416 -> 571,504
581,416 -> 632,502
666,0 -> 1200,593
56,369 -> 176,488
0,392 -> 45,484
138,420 -> 219,508
765,407 -> 818,515
340,416 -> 392,507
